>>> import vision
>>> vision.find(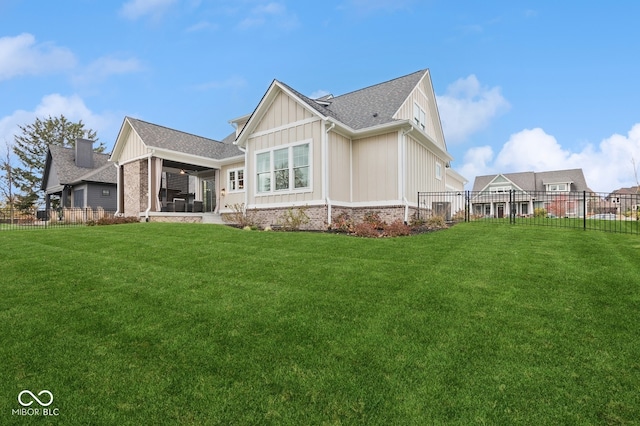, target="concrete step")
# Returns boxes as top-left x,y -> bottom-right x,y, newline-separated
202,213 -> 226,225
